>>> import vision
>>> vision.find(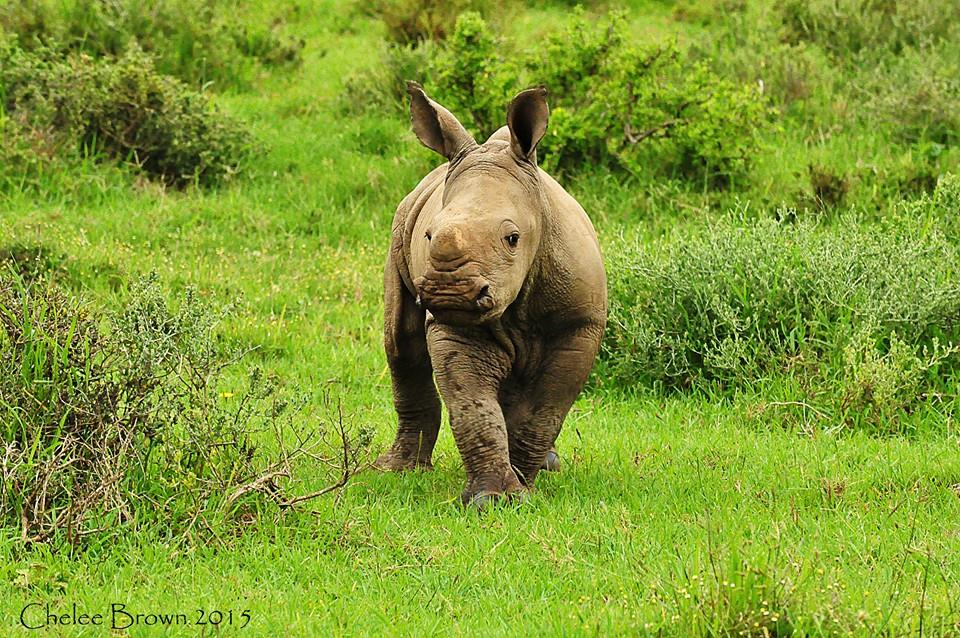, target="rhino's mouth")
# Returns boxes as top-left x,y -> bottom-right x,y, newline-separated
414,269 -> 496,319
